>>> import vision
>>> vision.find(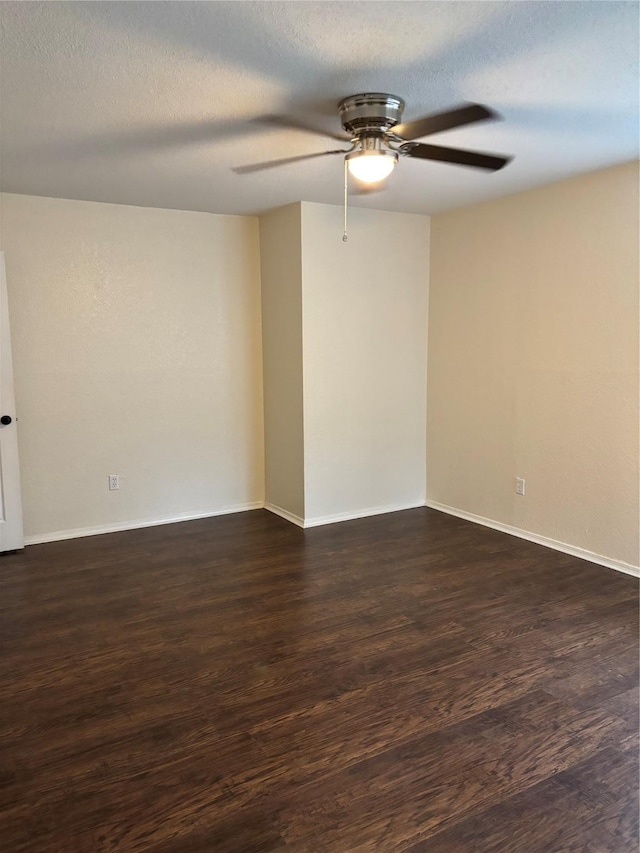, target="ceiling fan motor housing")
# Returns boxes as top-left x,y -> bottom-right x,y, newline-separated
338,93 -> 405,135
